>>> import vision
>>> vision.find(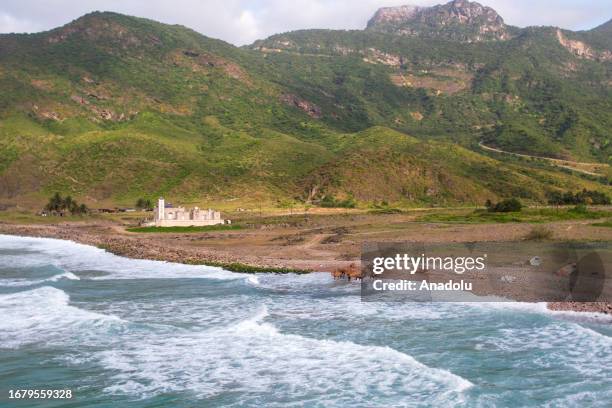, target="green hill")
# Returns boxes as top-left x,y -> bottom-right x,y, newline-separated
0,2 -> 610,209
252,24 -> 611,162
